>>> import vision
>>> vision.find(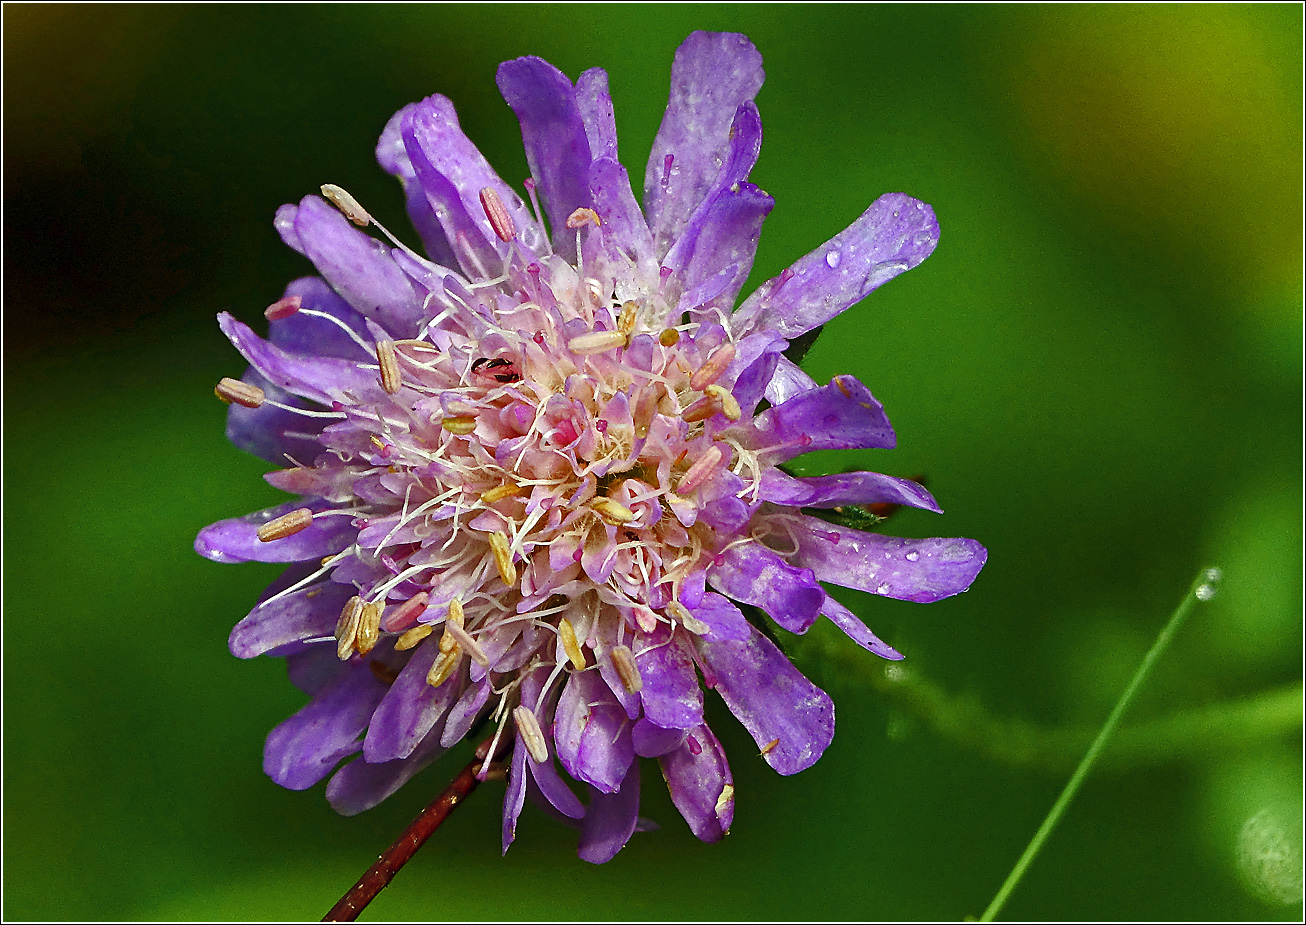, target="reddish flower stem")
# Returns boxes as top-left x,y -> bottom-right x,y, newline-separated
322,756 -> 483,921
